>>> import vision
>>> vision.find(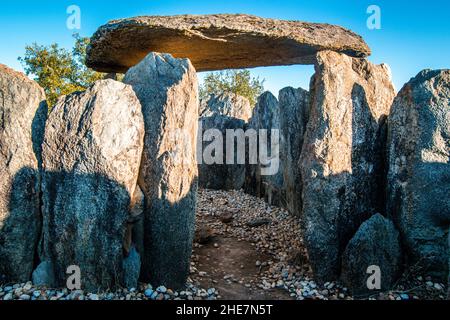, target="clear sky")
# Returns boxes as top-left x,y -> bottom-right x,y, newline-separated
1,0 -> 449,95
